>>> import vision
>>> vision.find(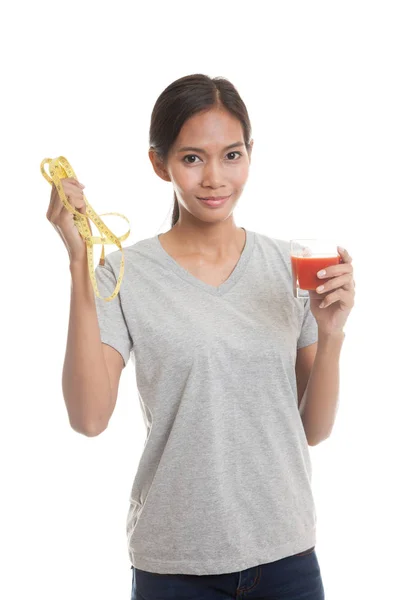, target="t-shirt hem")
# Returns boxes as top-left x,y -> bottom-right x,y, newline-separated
129,526 -> 317,576
297,335 -> 318,349
100,337 -> 130,367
